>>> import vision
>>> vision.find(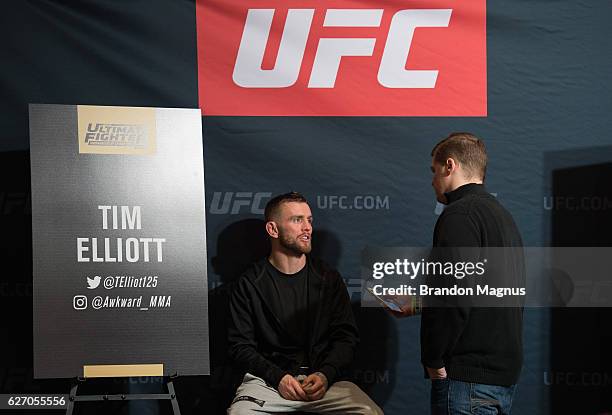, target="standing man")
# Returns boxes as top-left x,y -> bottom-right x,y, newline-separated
227,192 -> 383,415
402,133 -> 524,414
